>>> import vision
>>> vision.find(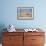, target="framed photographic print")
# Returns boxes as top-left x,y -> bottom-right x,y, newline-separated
17,7 -> 34,20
